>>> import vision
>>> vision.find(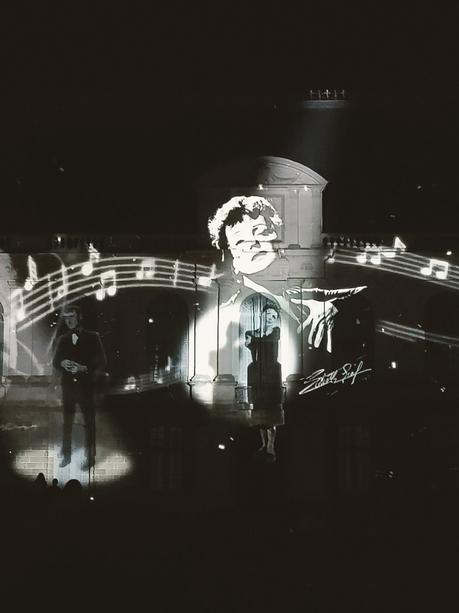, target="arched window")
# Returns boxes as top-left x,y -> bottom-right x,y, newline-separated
146,294 -> 189,386
239,294 -> 282,401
